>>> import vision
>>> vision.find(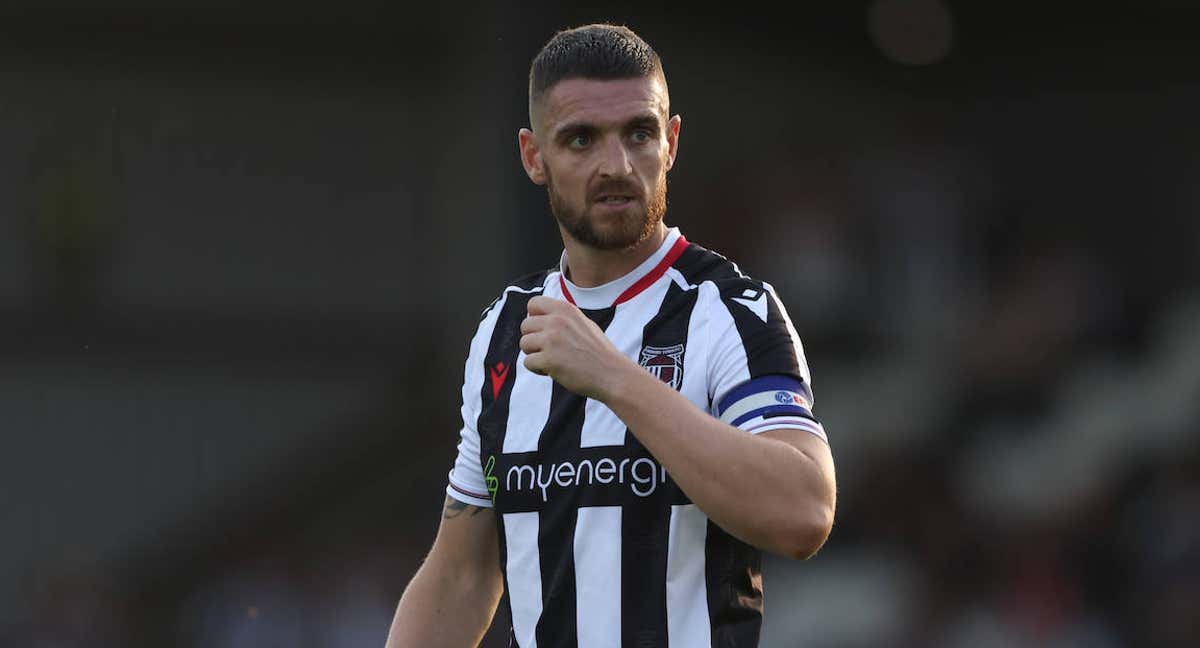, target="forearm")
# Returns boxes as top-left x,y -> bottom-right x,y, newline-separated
386,557 -> 502,648
601,365 -> 835,559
